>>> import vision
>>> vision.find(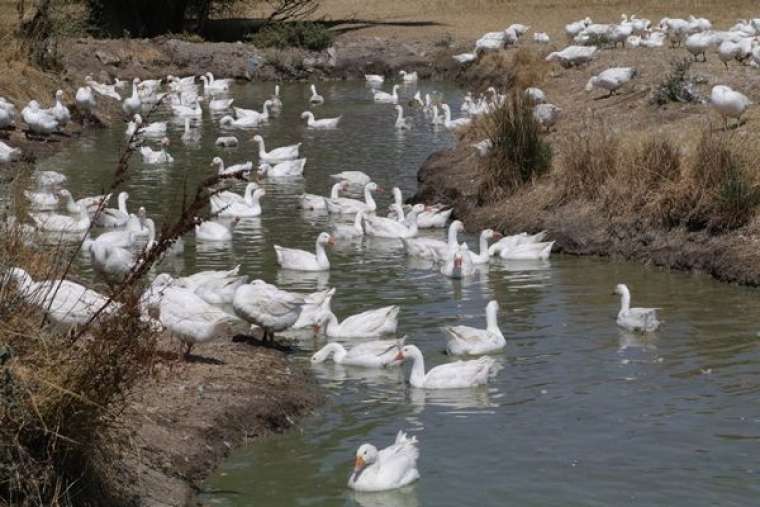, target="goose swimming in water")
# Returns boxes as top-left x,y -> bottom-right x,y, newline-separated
348,431 -> 420,492
301,111 -> 341,129
613,283 -> 661,332
274,232 -> 334,271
